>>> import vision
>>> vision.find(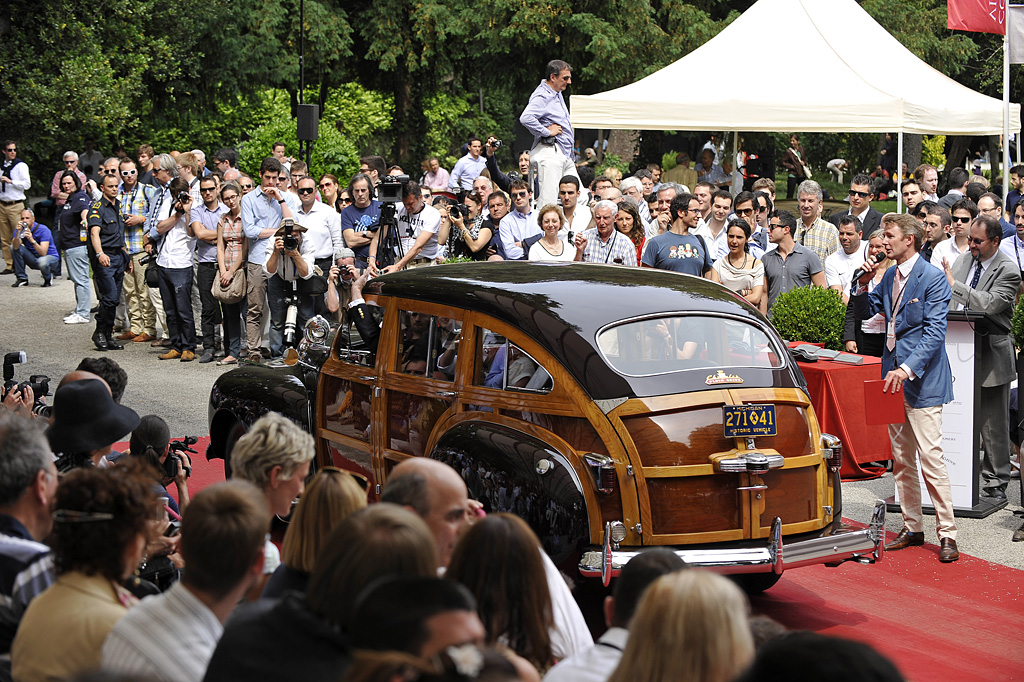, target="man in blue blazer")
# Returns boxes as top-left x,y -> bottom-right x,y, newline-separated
852,212 -> 959,562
